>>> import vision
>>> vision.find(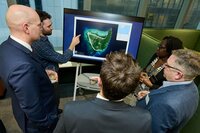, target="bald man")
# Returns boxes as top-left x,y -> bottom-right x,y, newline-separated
0,5 -> 58,133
